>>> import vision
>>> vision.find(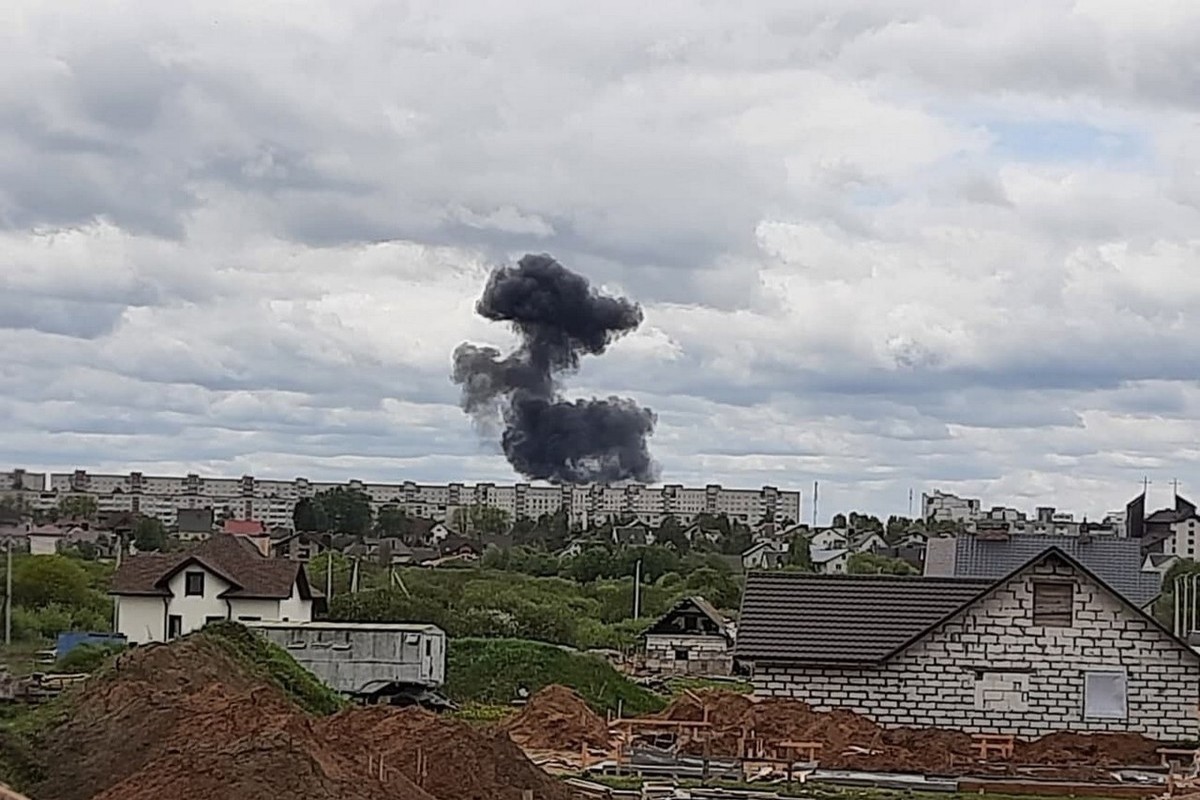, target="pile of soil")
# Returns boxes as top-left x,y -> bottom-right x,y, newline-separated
25,635 -> 563,800
501,685 -> 612,751
655,690 -> 1159,778
1017,731 -> 1161,766
325,706 -> 573,800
